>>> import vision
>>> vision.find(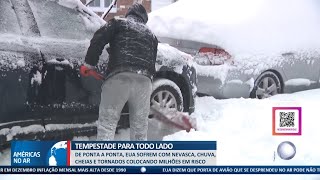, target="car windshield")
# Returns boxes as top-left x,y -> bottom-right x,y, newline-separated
0,0 -> 21,35
28,0 -> 105,40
